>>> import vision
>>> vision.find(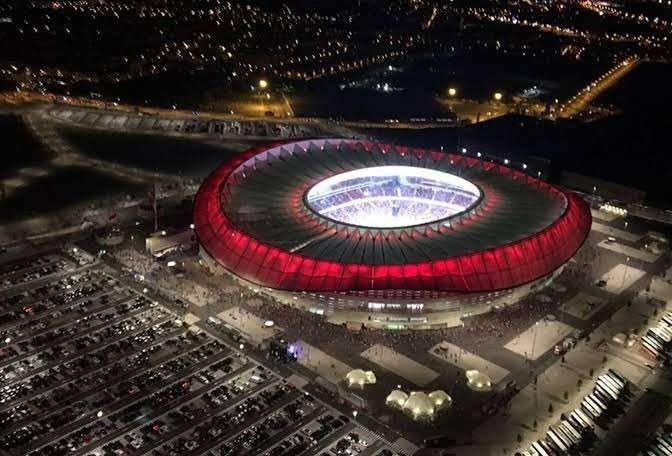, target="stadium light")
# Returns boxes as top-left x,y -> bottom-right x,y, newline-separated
522,163 -> 527,169
258,79 -> 268,89
448,87 -> 457,97
493,92 -> 503,101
